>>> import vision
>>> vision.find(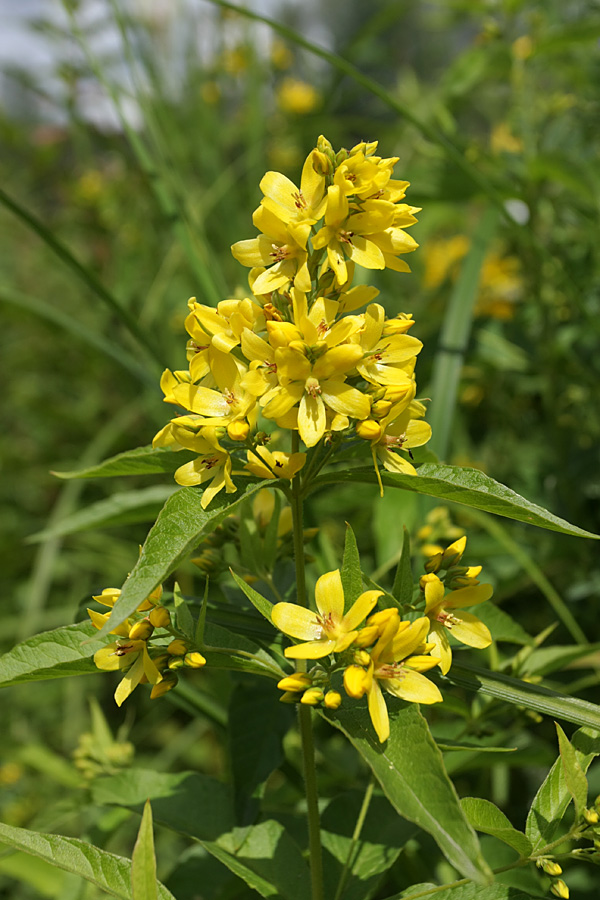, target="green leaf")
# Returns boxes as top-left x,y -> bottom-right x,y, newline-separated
439,662 -> 600,731
99,480 -> 264,638
475,604 -> 533,646
52,445 -> 196,479
556,723 -> 588,821
28,486 -> 177,542
521,643 -> 600,677
92,770 -> 309,900
173,583 -> 195,639
311,466 -> 599,539
392,527 -> 413,607
341,523 -> 363,608
526,727 -> 600,850
395,883 -> 534,900
460,797 -> 532,858
230,570 -> 274,624
0,622 -> 104,688
324,702 -> 492,884
132,800 -> 157,900
228,681 -> 292,824
262,489 -> 282,570
321,791 -> 415,900
0,822 -> 175,900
